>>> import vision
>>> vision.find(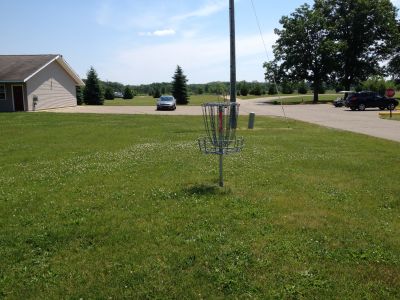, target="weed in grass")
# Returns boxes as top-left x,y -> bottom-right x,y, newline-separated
0,113 -> 399,298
